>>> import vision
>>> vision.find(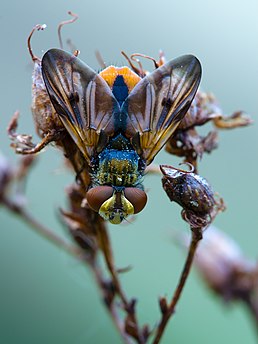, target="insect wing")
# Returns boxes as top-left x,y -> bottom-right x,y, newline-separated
123,55 -> 202,165
41,49 -> 119,162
